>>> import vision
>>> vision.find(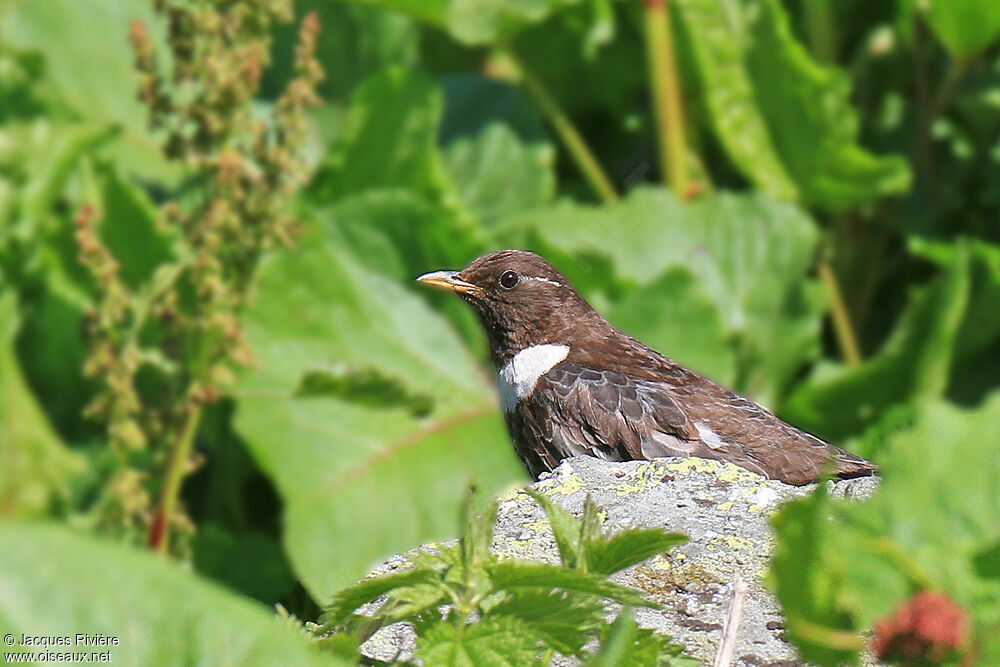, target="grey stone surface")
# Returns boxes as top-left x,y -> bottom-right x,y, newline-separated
360,455 -> 879,665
